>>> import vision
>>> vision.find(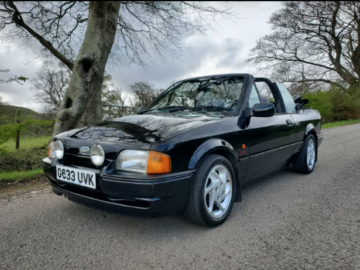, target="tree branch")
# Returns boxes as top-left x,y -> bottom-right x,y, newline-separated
7,1 -> 74,70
